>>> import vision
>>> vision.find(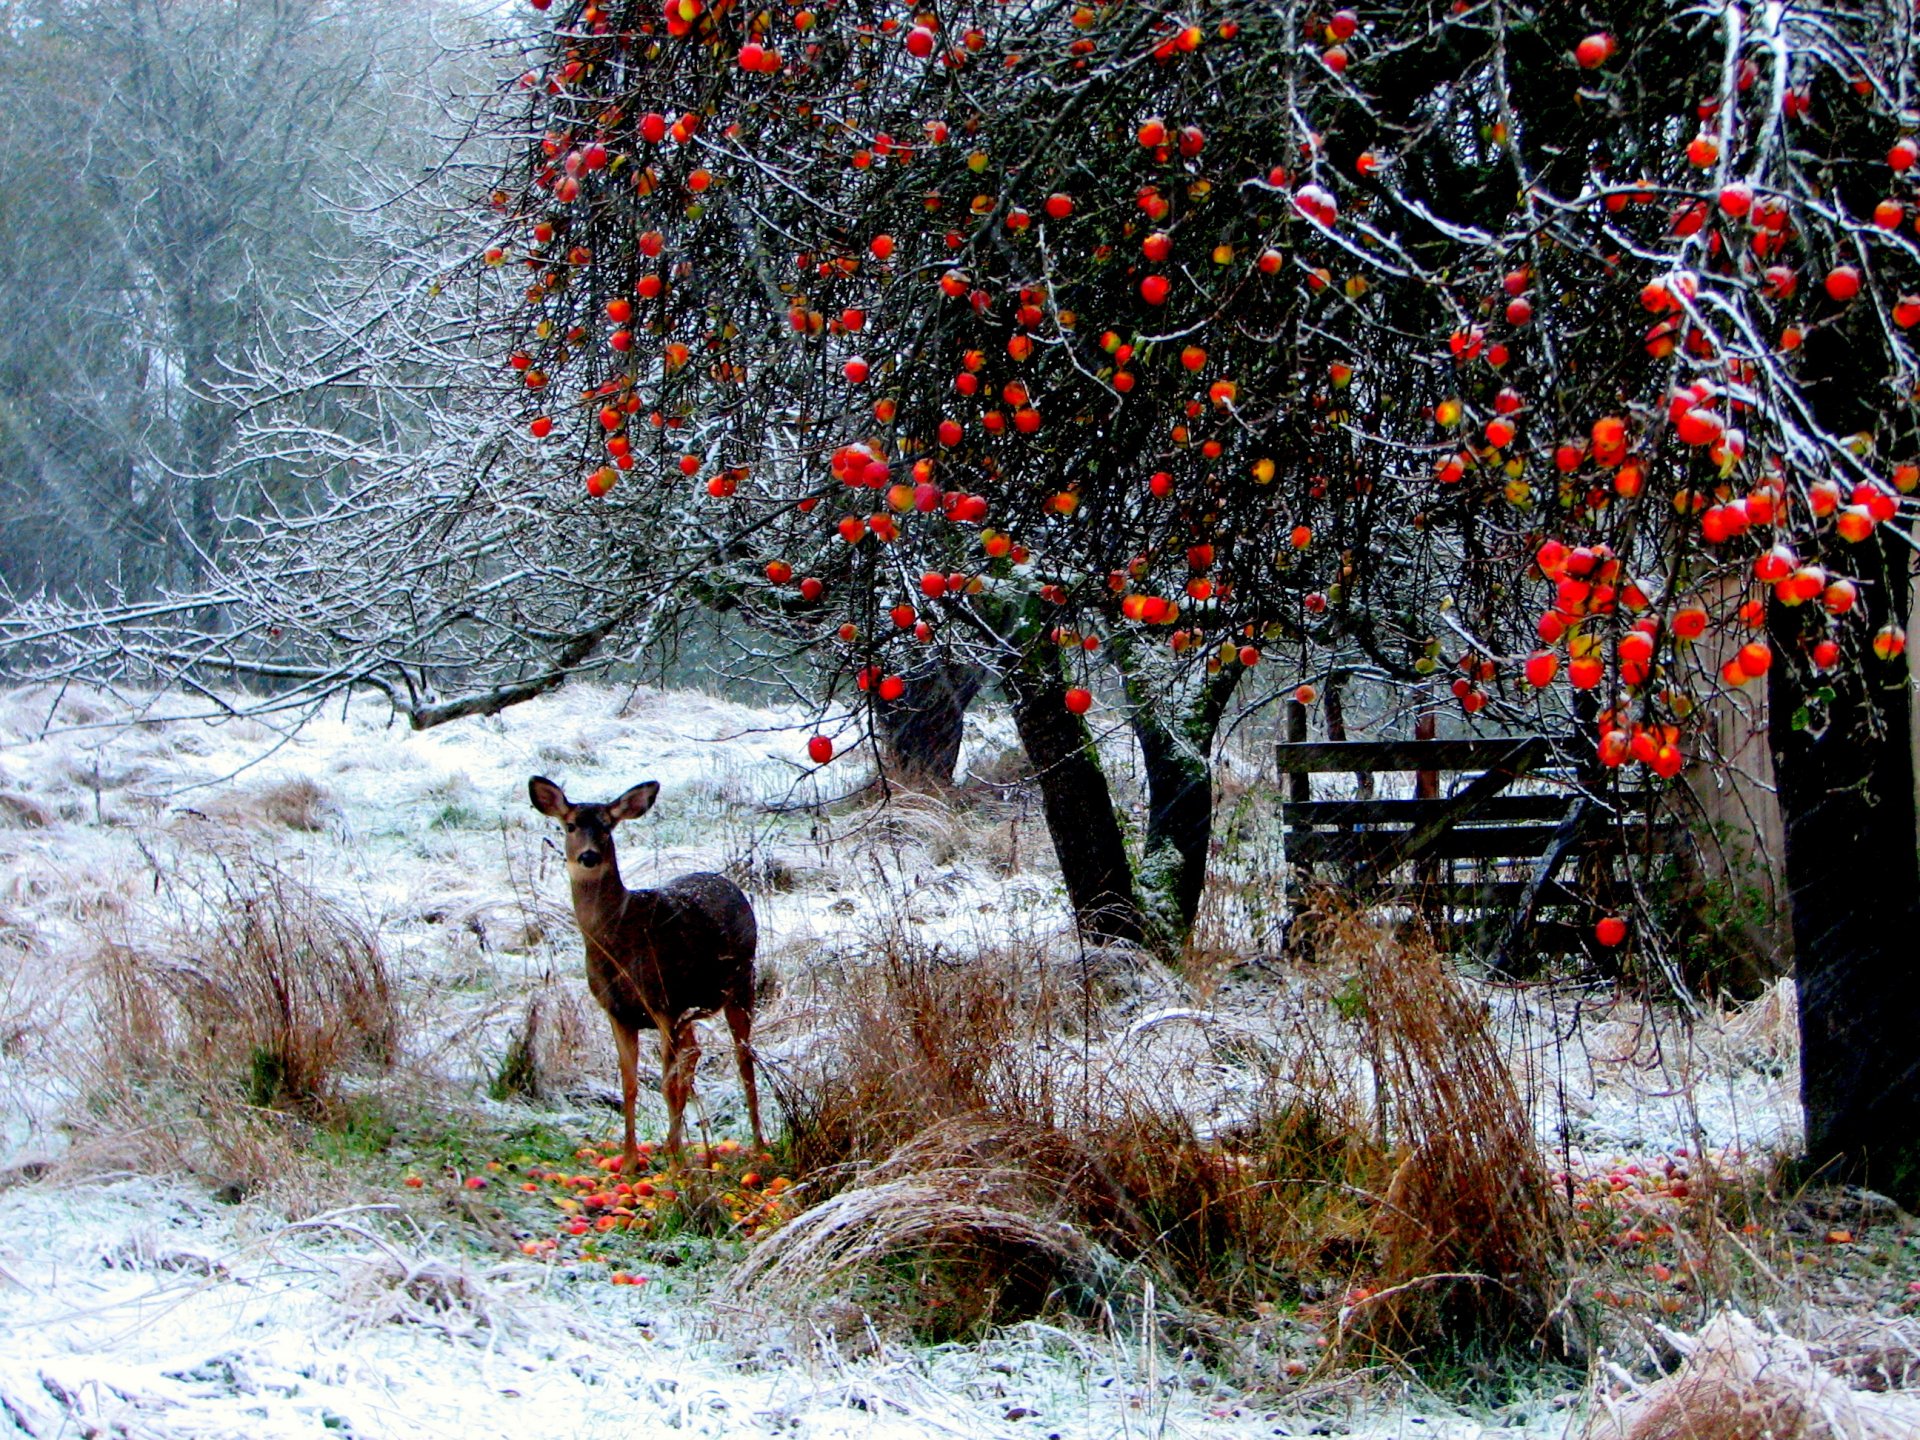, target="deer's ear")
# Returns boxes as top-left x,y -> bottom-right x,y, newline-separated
528,776 -> 571,819
606,780 -> 660,825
